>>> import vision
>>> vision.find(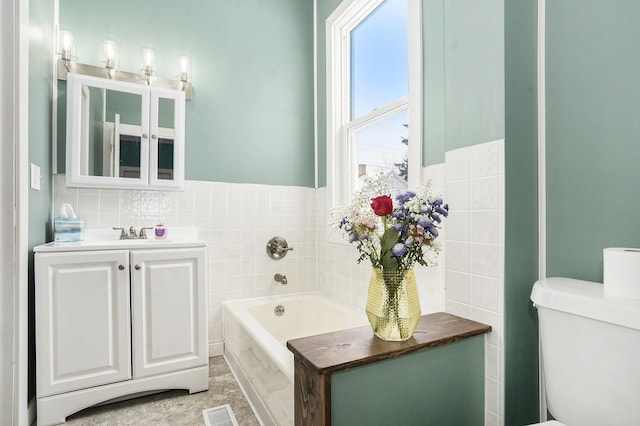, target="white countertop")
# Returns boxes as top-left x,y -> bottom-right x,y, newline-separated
34,227 -> 206,253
